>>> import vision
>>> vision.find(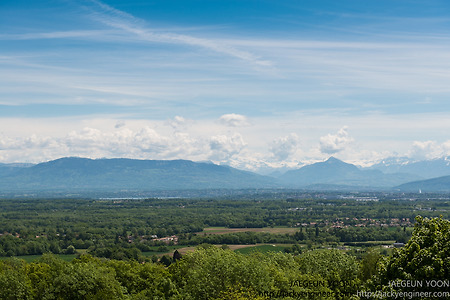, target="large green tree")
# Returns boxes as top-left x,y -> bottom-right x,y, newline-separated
169,246 -> 334,300
296,249 -> 360,299
374,216 -> 450,294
